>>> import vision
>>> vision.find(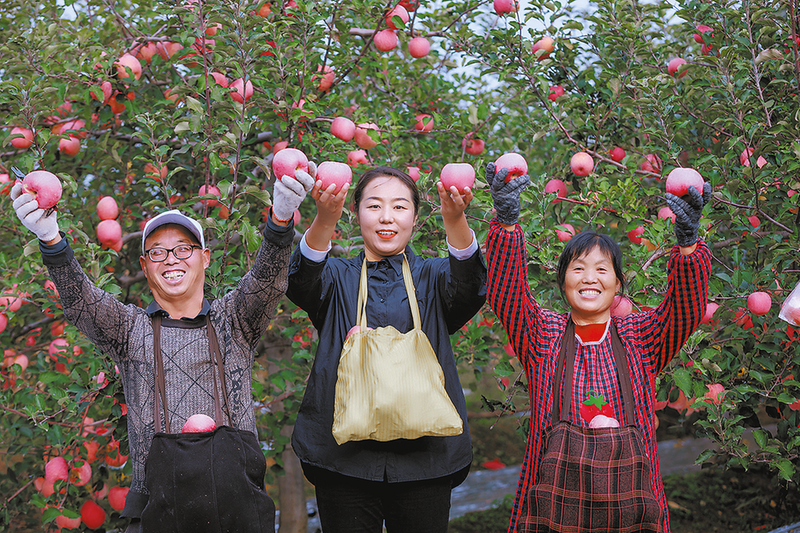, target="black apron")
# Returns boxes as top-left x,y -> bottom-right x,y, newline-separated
138,315 -> 275,533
